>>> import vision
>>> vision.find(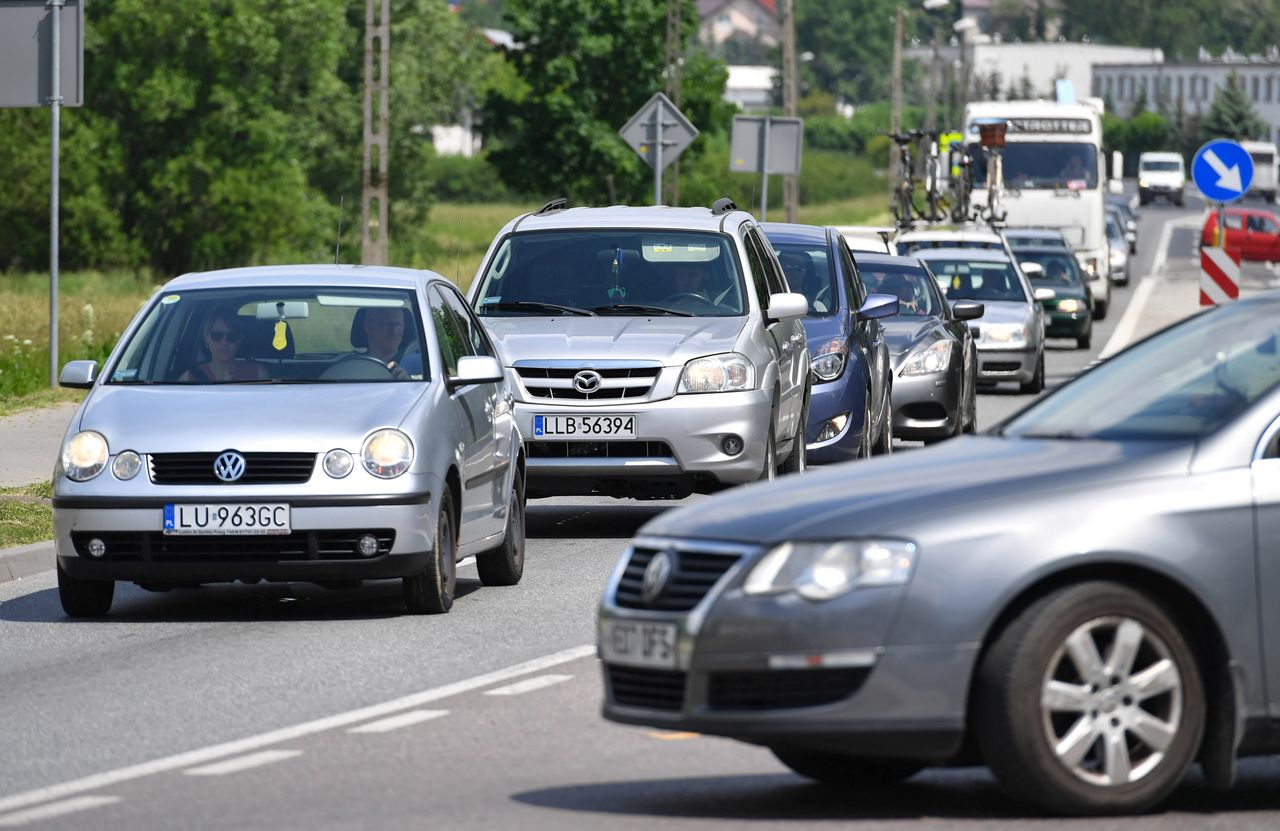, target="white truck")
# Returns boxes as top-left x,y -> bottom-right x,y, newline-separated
965,100 -> 1114,319
1242,140 -> 1278,204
